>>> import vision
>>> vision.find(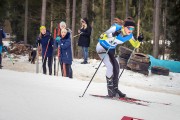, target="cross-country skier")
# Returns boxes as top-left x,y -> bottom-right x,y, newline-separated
37,26 -> 54,75
0,27 -> 6,69
96,17 -> 144,98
